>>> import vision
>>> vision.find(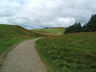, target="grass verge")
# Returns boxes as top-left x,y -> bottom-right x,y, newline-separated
36,32 -> 96,72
